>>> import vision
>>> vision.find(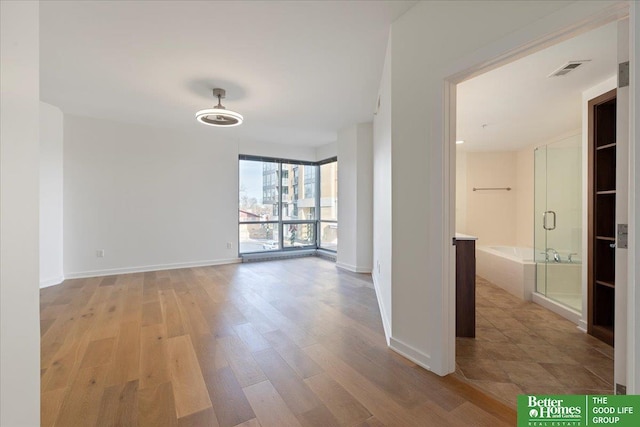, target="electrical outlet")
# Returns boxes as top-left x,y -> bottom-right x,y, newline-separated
96,249 -> 105,258
226,242 -> 233,249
